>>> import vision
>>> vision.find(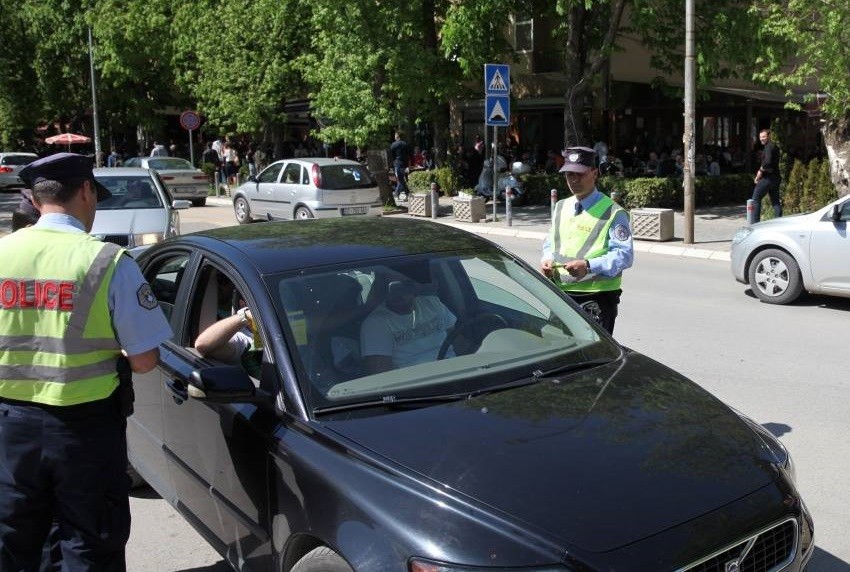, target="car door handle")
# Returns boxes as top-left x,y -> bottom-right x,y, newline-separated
165,377 -> 188,404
